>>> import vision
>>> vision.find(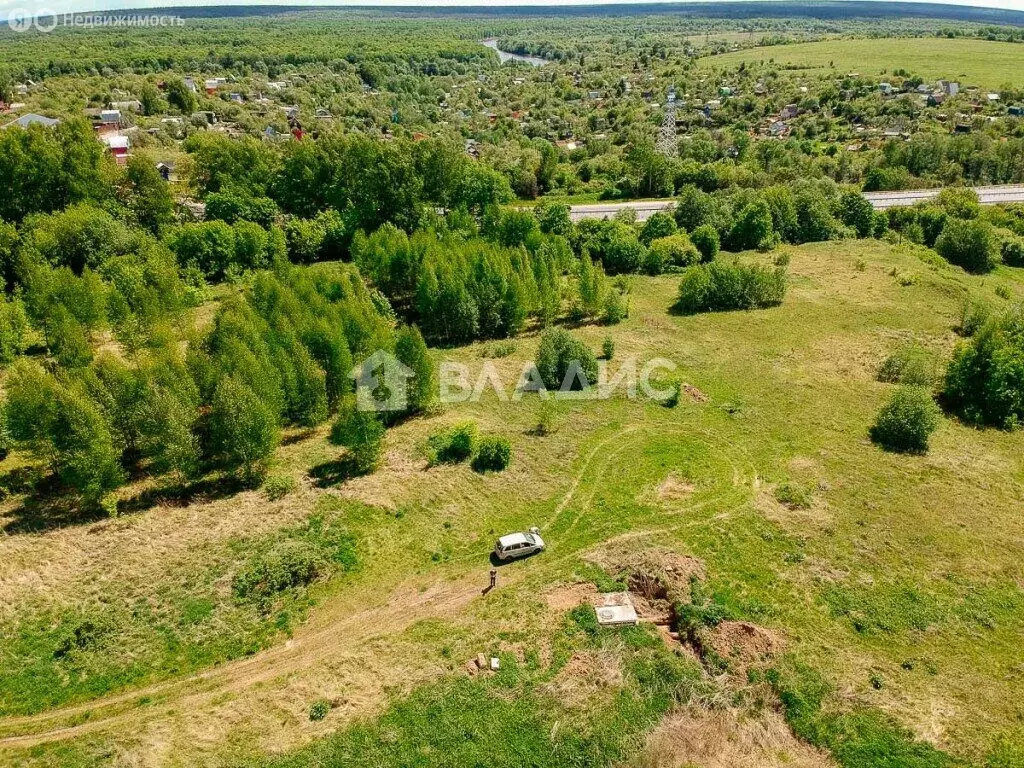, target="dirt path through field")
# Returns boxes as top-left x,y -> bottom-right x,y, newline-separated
0,574 -> 488,750
1,421 -> 752,758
